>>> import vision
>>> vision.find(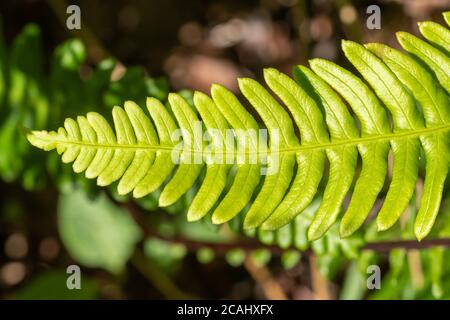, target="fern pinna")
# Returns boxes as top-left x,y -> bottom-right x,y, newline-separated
28,12 -> 450,241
